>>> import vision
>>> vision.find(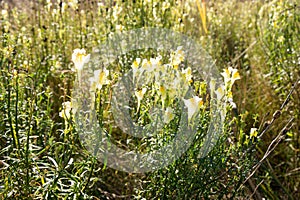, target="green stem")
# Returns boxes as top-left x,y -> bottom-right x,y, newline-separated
15,75 -> 19,149
26,87 -> 34,193
83,157 -> 96,192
